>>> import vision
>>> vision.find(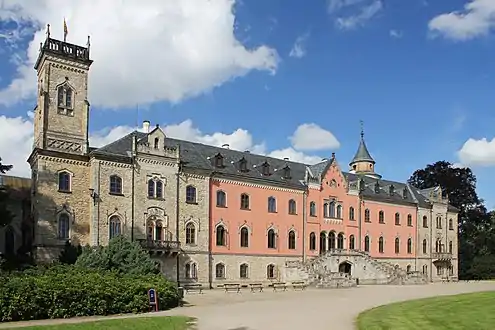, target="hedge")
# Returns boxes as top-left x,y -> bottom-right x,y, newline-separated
0,265 -> 179,322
